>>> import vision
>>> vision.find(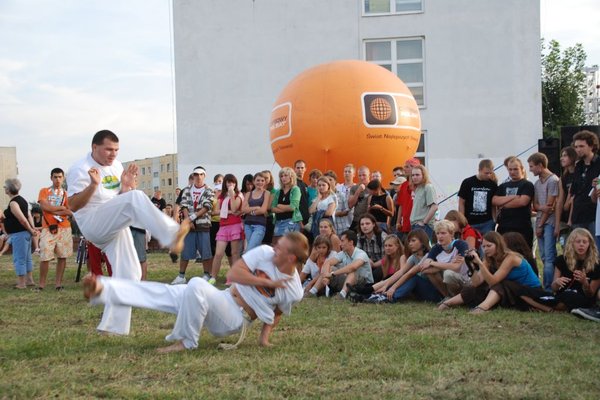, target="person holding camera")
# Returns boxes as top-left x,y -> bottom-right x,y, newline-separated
36,167 -> 73,291
438,231 -> 542,313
